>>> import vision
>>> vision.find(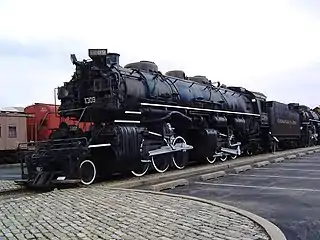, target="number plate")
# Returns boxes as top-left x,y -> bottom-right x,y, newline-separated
88,49 -> 107,57
84,97 -> 96,104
